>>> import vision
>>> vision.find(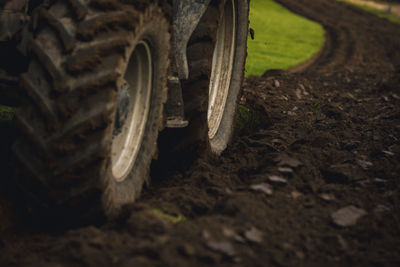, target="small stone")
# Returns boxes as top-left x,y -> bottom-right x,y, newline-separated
268,175 -> 287,184
277,154 -> 302,168
250,183 -> 273,195
295,88 -> 302,99
274,80 -> 280,88
222,227 -> 245,243
356,157 -> 373,170
206,240 -> 235,257
320,193 -> 335,201
291,191 -> 302,199
225,188 -> 233,194
244,227 -> 263,243
331,206 -> 367,227
278,167 -> 293,173
382,150 -> 394,156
